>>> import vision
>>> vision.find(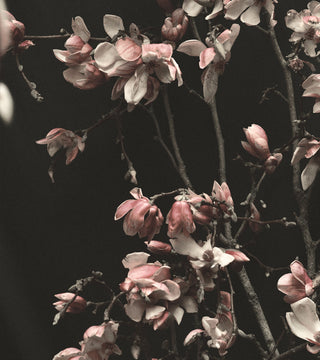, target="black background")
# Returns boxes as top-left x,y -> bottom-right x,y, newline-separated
1,0 -> 319,359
